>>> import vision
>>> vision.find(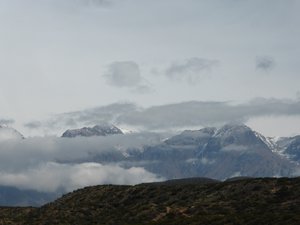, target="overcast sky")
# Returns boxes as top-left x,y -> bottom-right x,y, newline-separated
0,0 -> 300,136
